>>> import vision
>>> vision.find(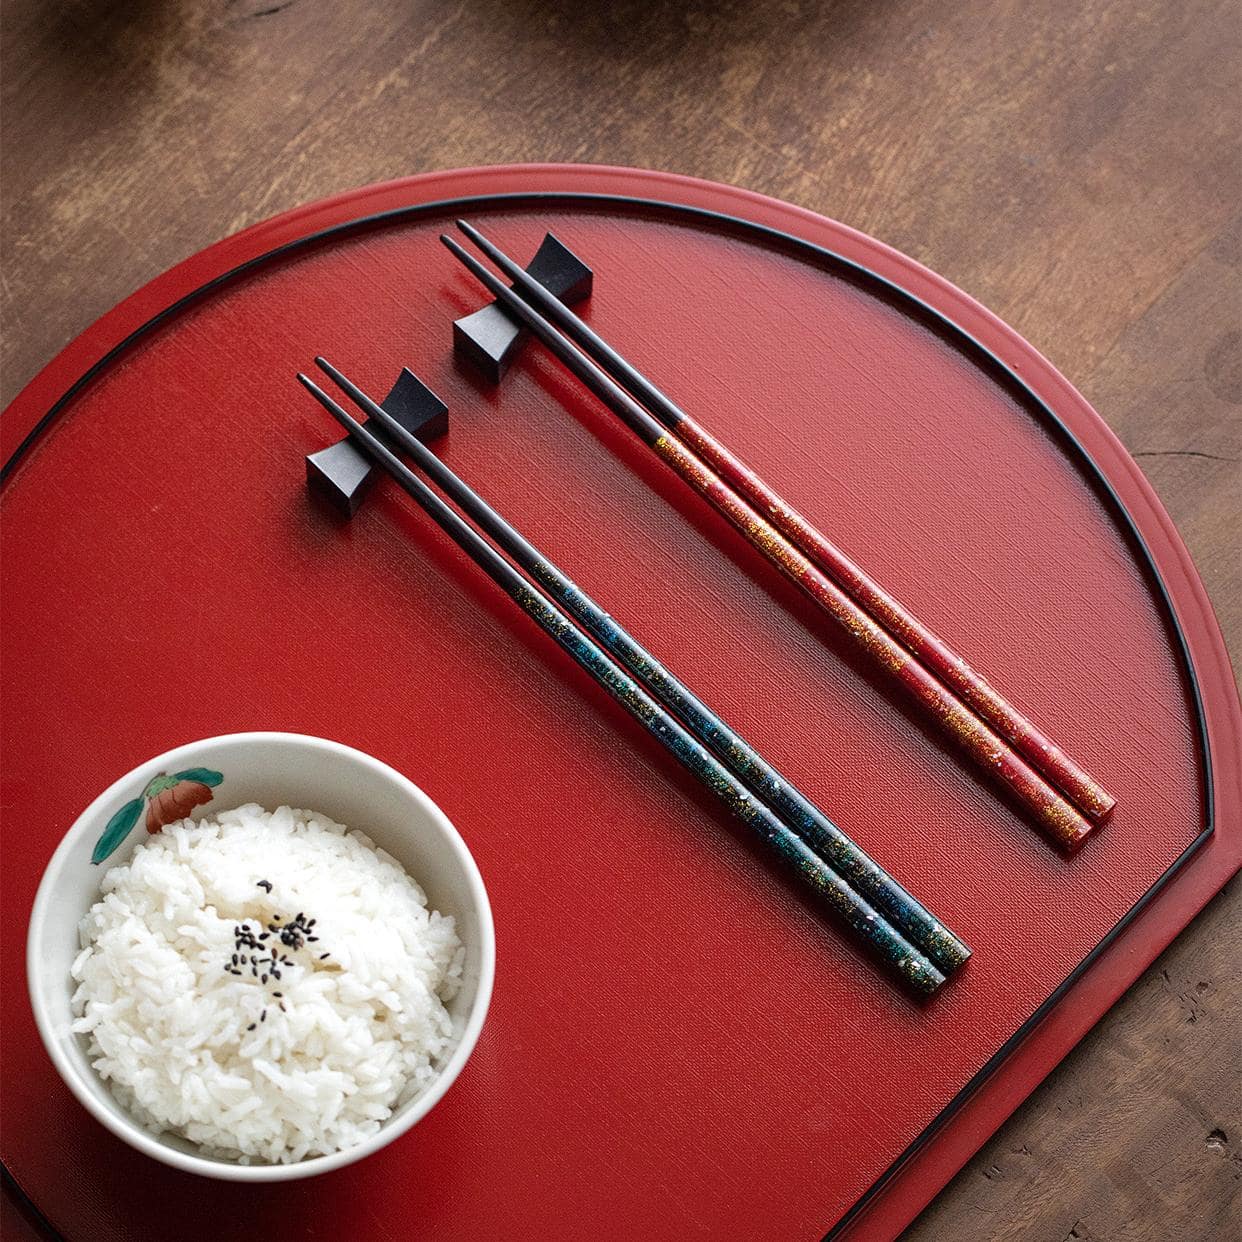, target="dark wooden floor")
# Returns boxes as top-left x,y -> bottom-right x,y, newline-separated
2,1 -> 1239,1237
